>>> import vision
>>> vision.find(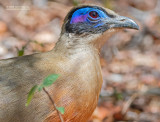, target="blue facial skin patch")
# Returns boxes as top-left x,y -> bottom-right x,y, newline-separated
70,7 -> 109,28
